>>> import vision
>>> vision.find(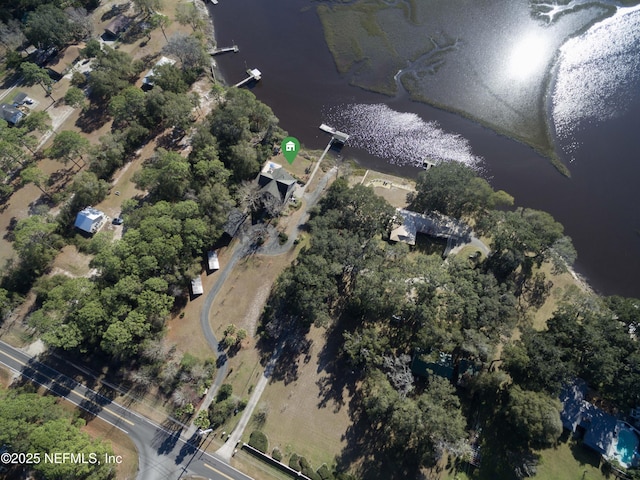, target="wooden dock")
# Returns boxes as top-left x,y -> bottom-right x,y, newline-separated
209,45 -> 239,55
234,68 -> 262,88
319,123 -> 350,143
